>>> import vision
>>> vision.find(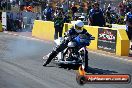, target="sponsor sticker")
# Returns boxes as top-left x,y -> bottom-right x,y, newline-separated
97,28 -> 117,53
